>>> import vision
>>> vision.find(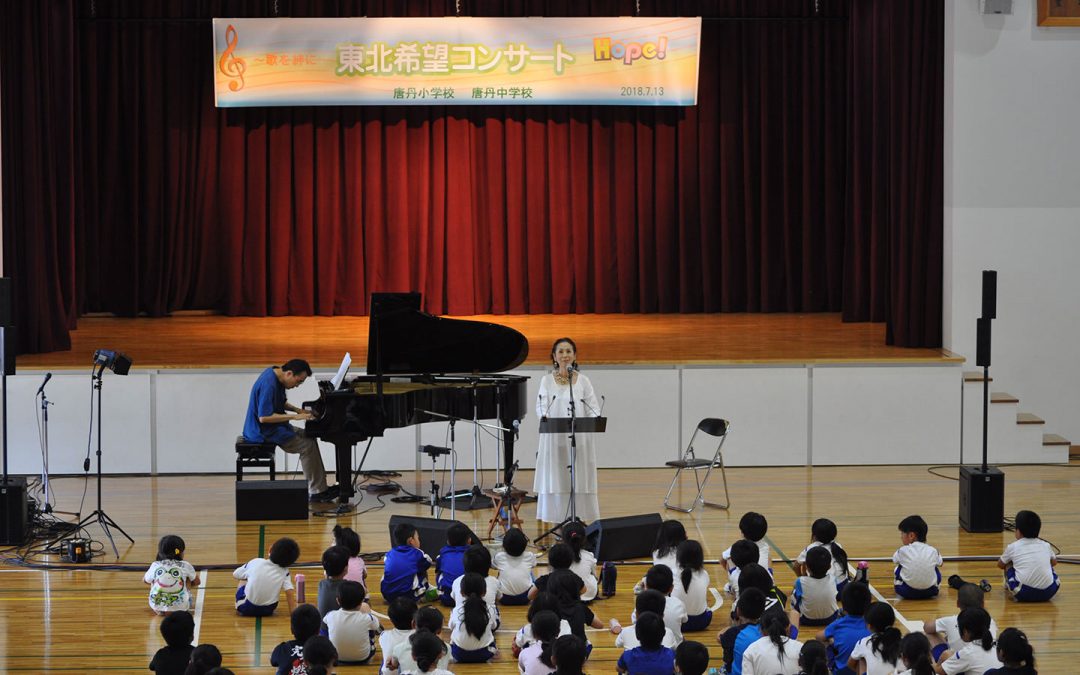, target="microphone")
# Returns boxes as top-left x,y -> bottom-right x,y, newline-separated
580,398 -> 600,417
599,395 -> 606,415
543,395 -> 557,418
566,363 -> 576,373
512,419 -> 520,440
36,372 -> 52,395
